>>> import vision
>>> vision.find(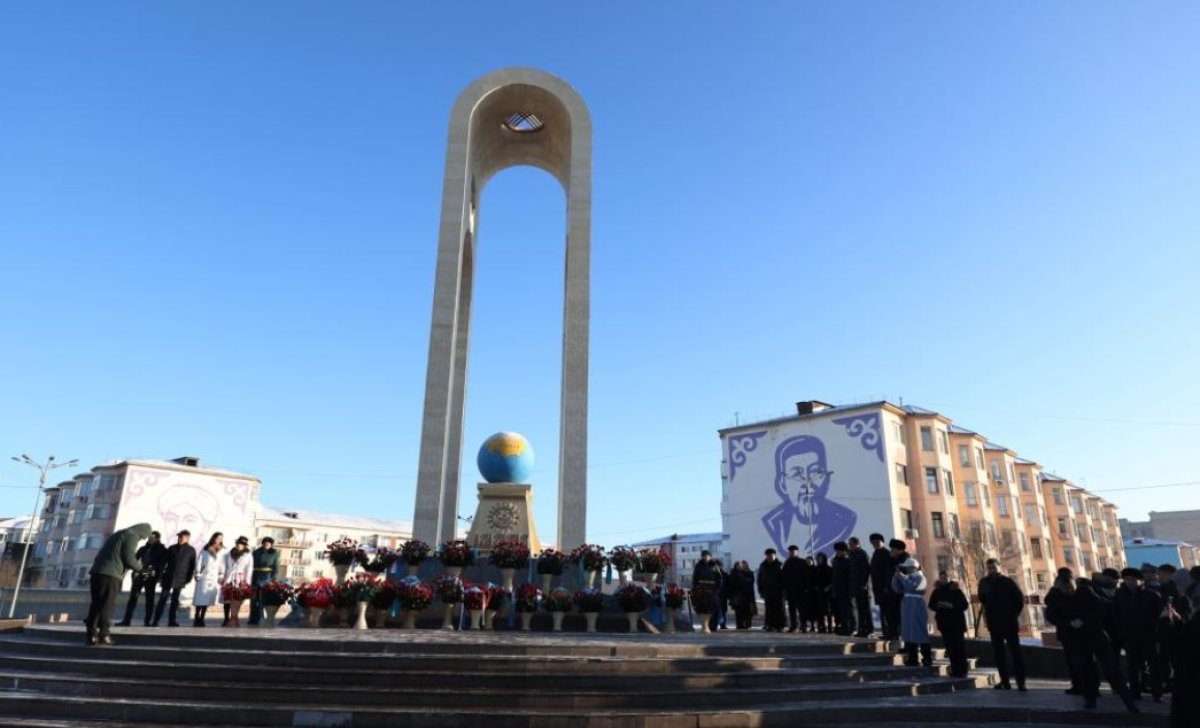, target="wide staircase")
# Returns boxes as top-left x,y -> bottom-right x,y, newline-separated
0,625 -> 1167,727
